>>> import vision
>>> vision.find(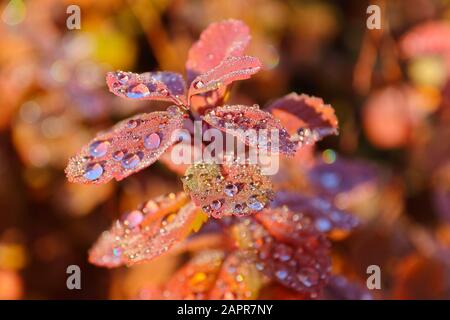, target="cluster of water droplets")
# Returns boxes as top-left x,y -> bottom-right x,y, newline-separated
182,162 -> 273,218
109,71 -> 174,100
204,104 -> 297,155
237,217 -> 330,298
79,117 -> 165,182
